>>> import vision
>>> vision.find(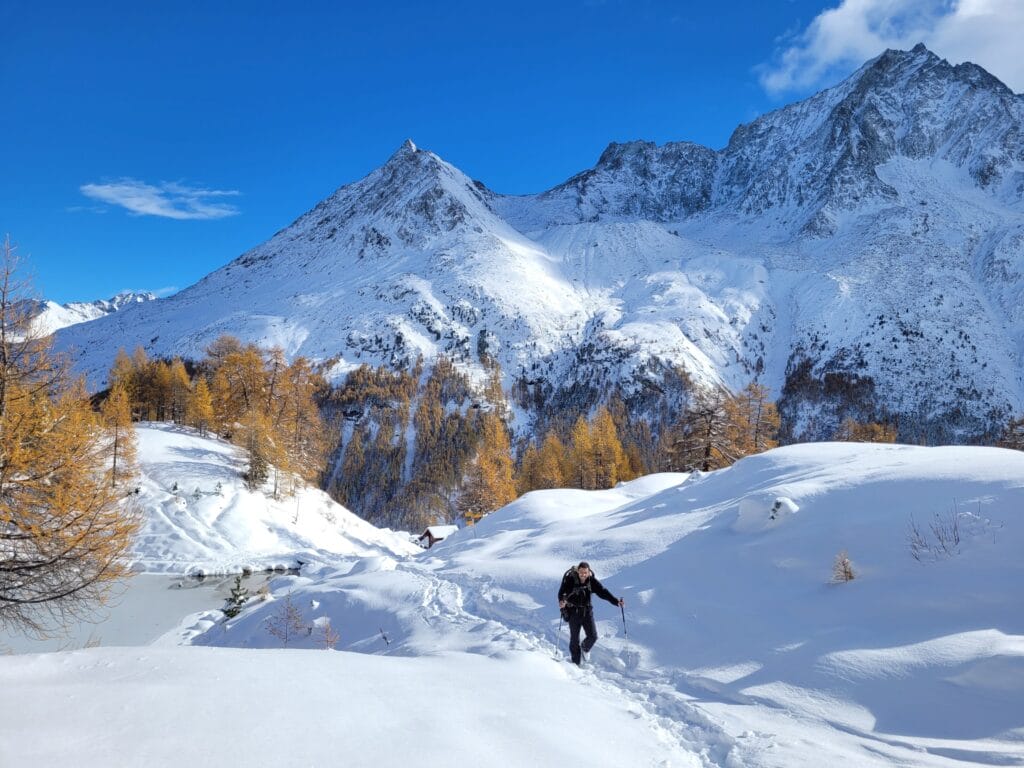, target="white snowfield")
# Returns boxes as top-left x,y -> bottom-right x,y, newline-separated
130,423 -> 418,574
2,434 -> 1024,767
